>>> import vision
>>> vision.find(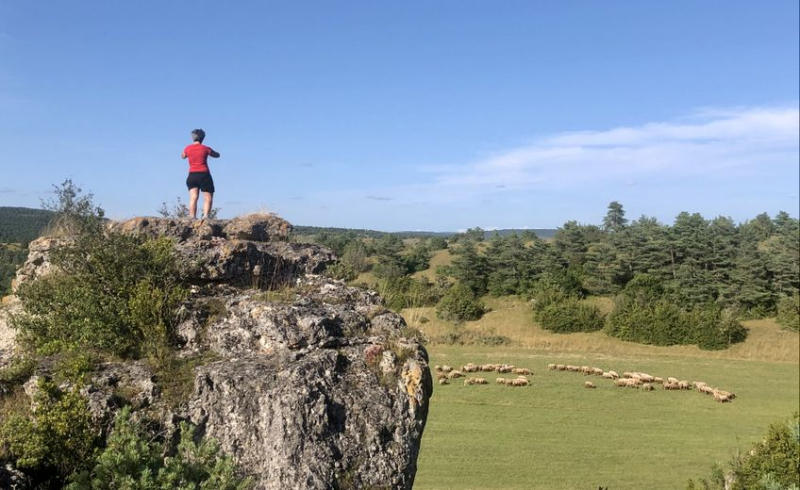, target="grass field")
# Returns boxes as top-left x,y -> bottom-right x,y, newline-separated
407,300 -> 800,490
